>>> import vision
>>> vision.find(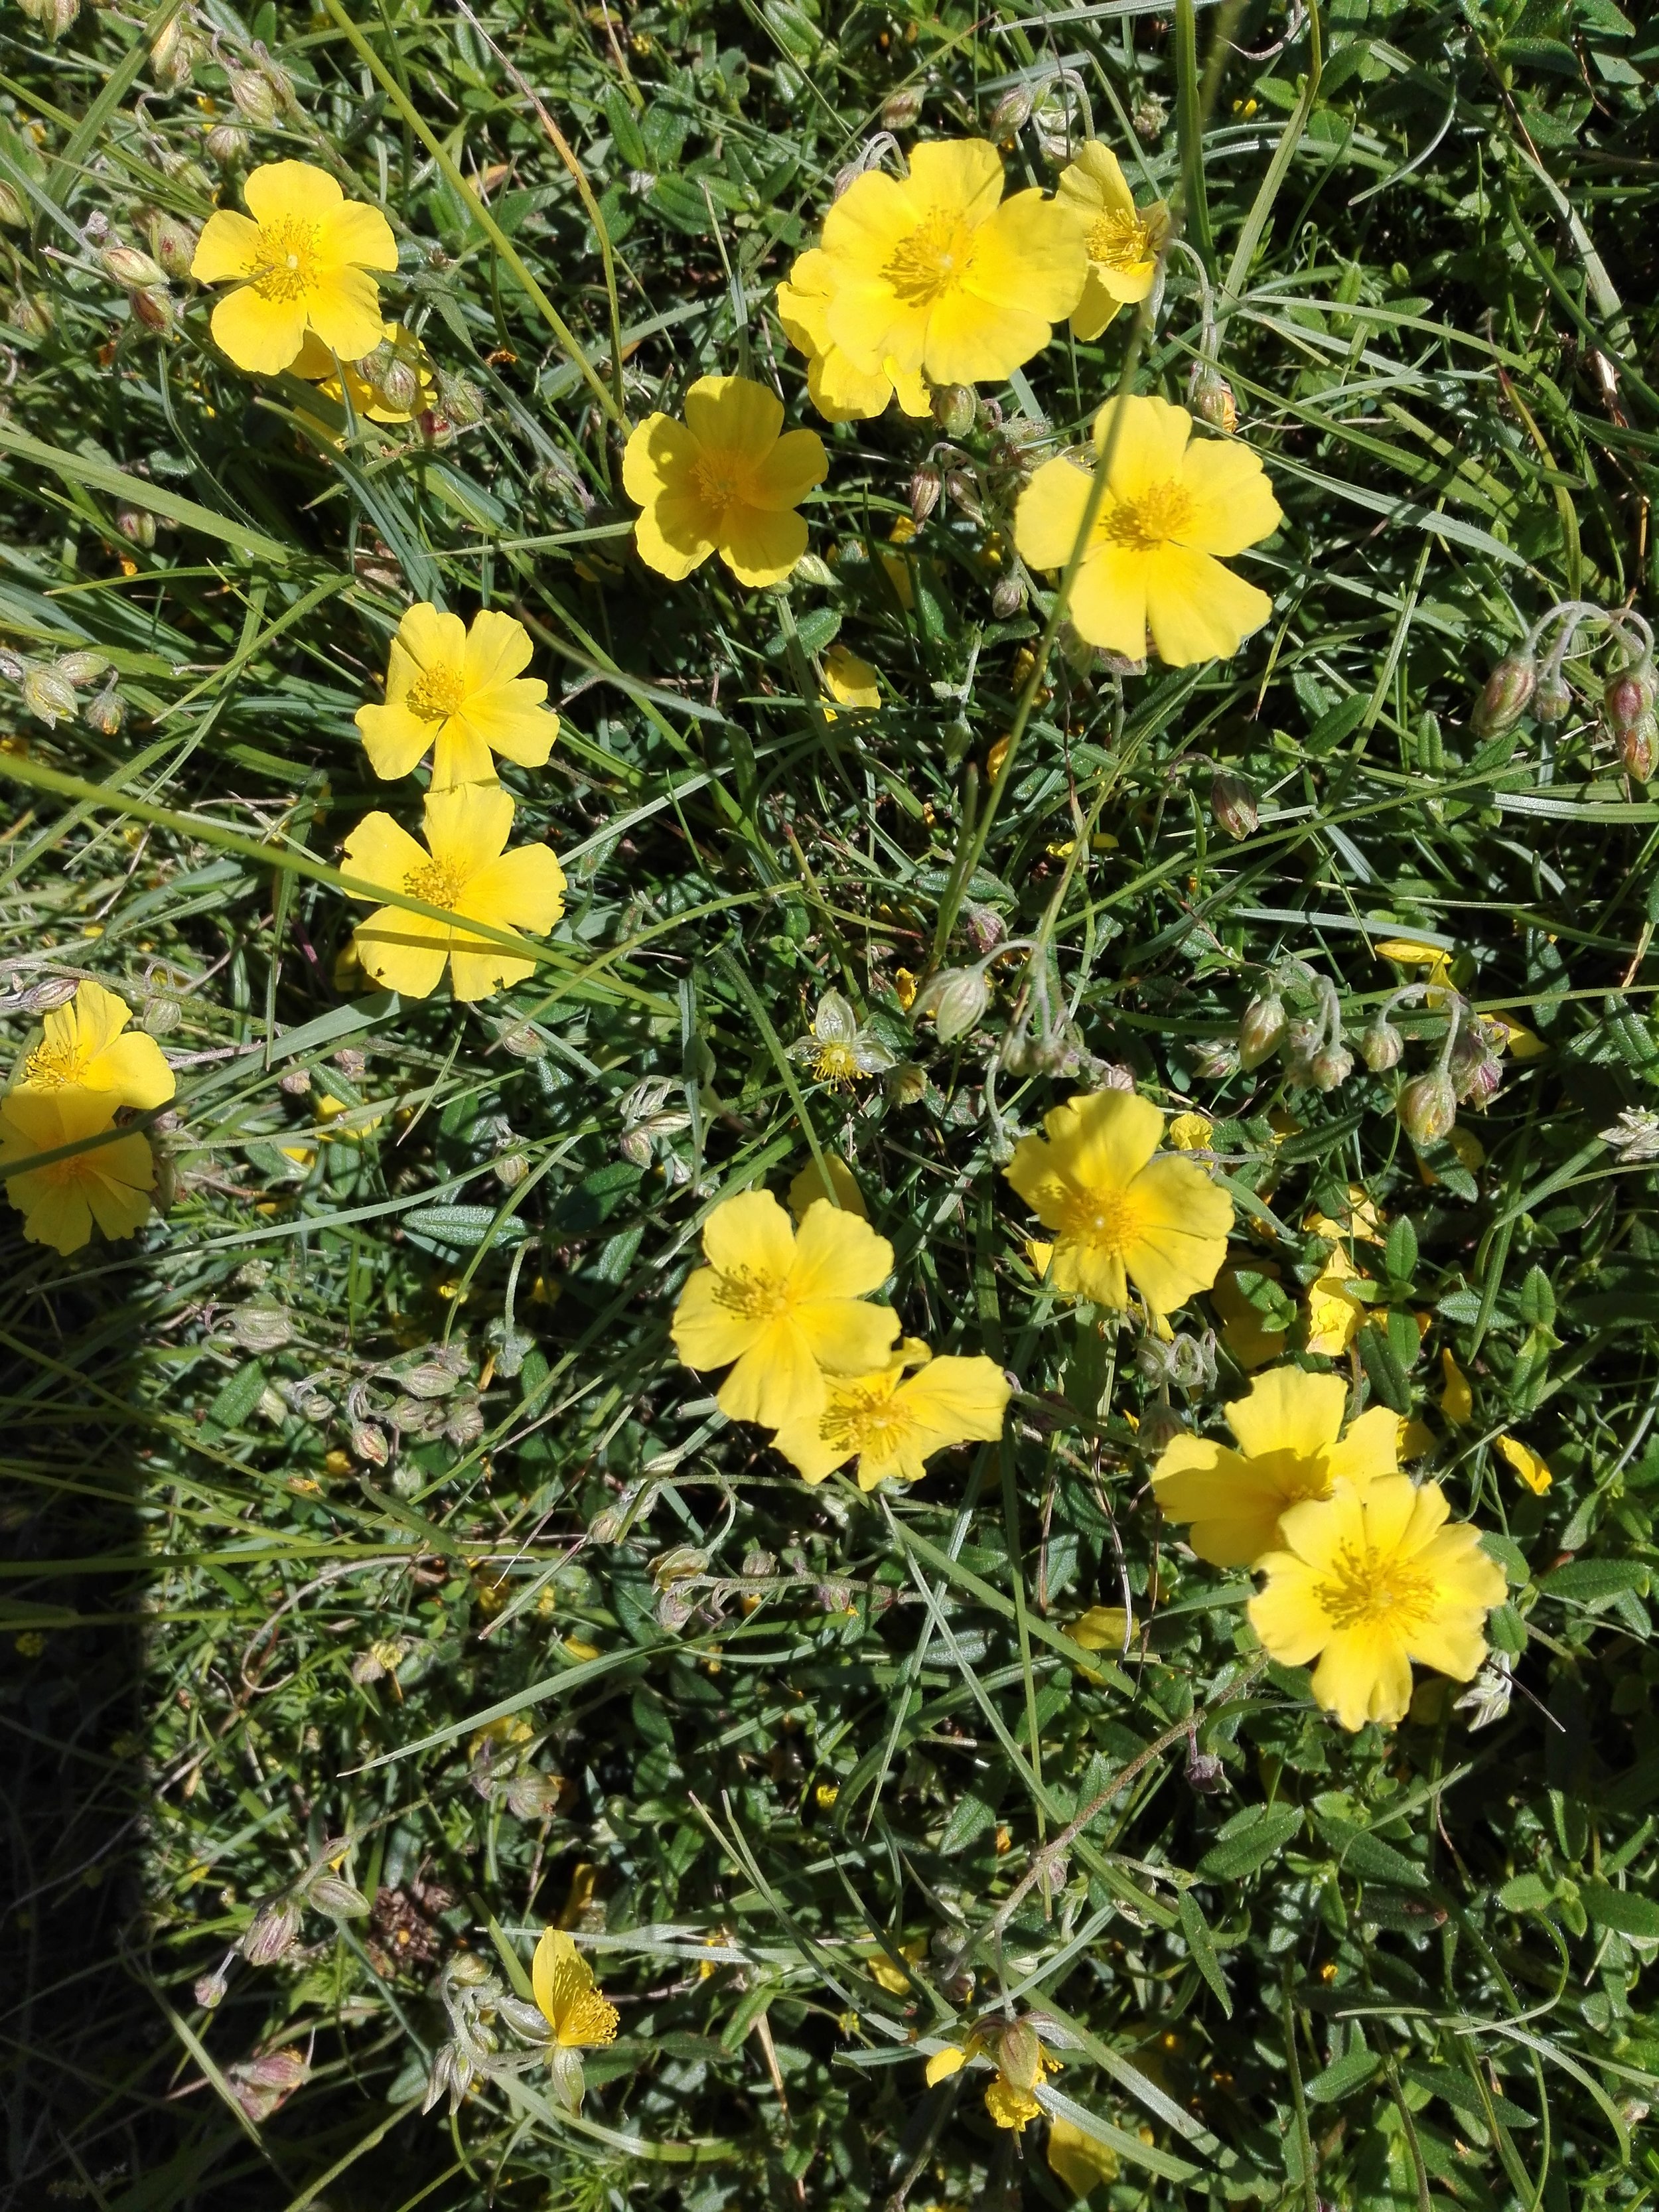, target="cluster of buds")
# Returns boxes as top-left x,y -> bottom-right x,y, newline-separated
1470,601 -> 1658,781
423,1947 -> 570,2116
1375,984 -> 1498,1151
0,646 -> 121,733
1237,960 -> 1352,1092
239,1842 -> 370,1967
